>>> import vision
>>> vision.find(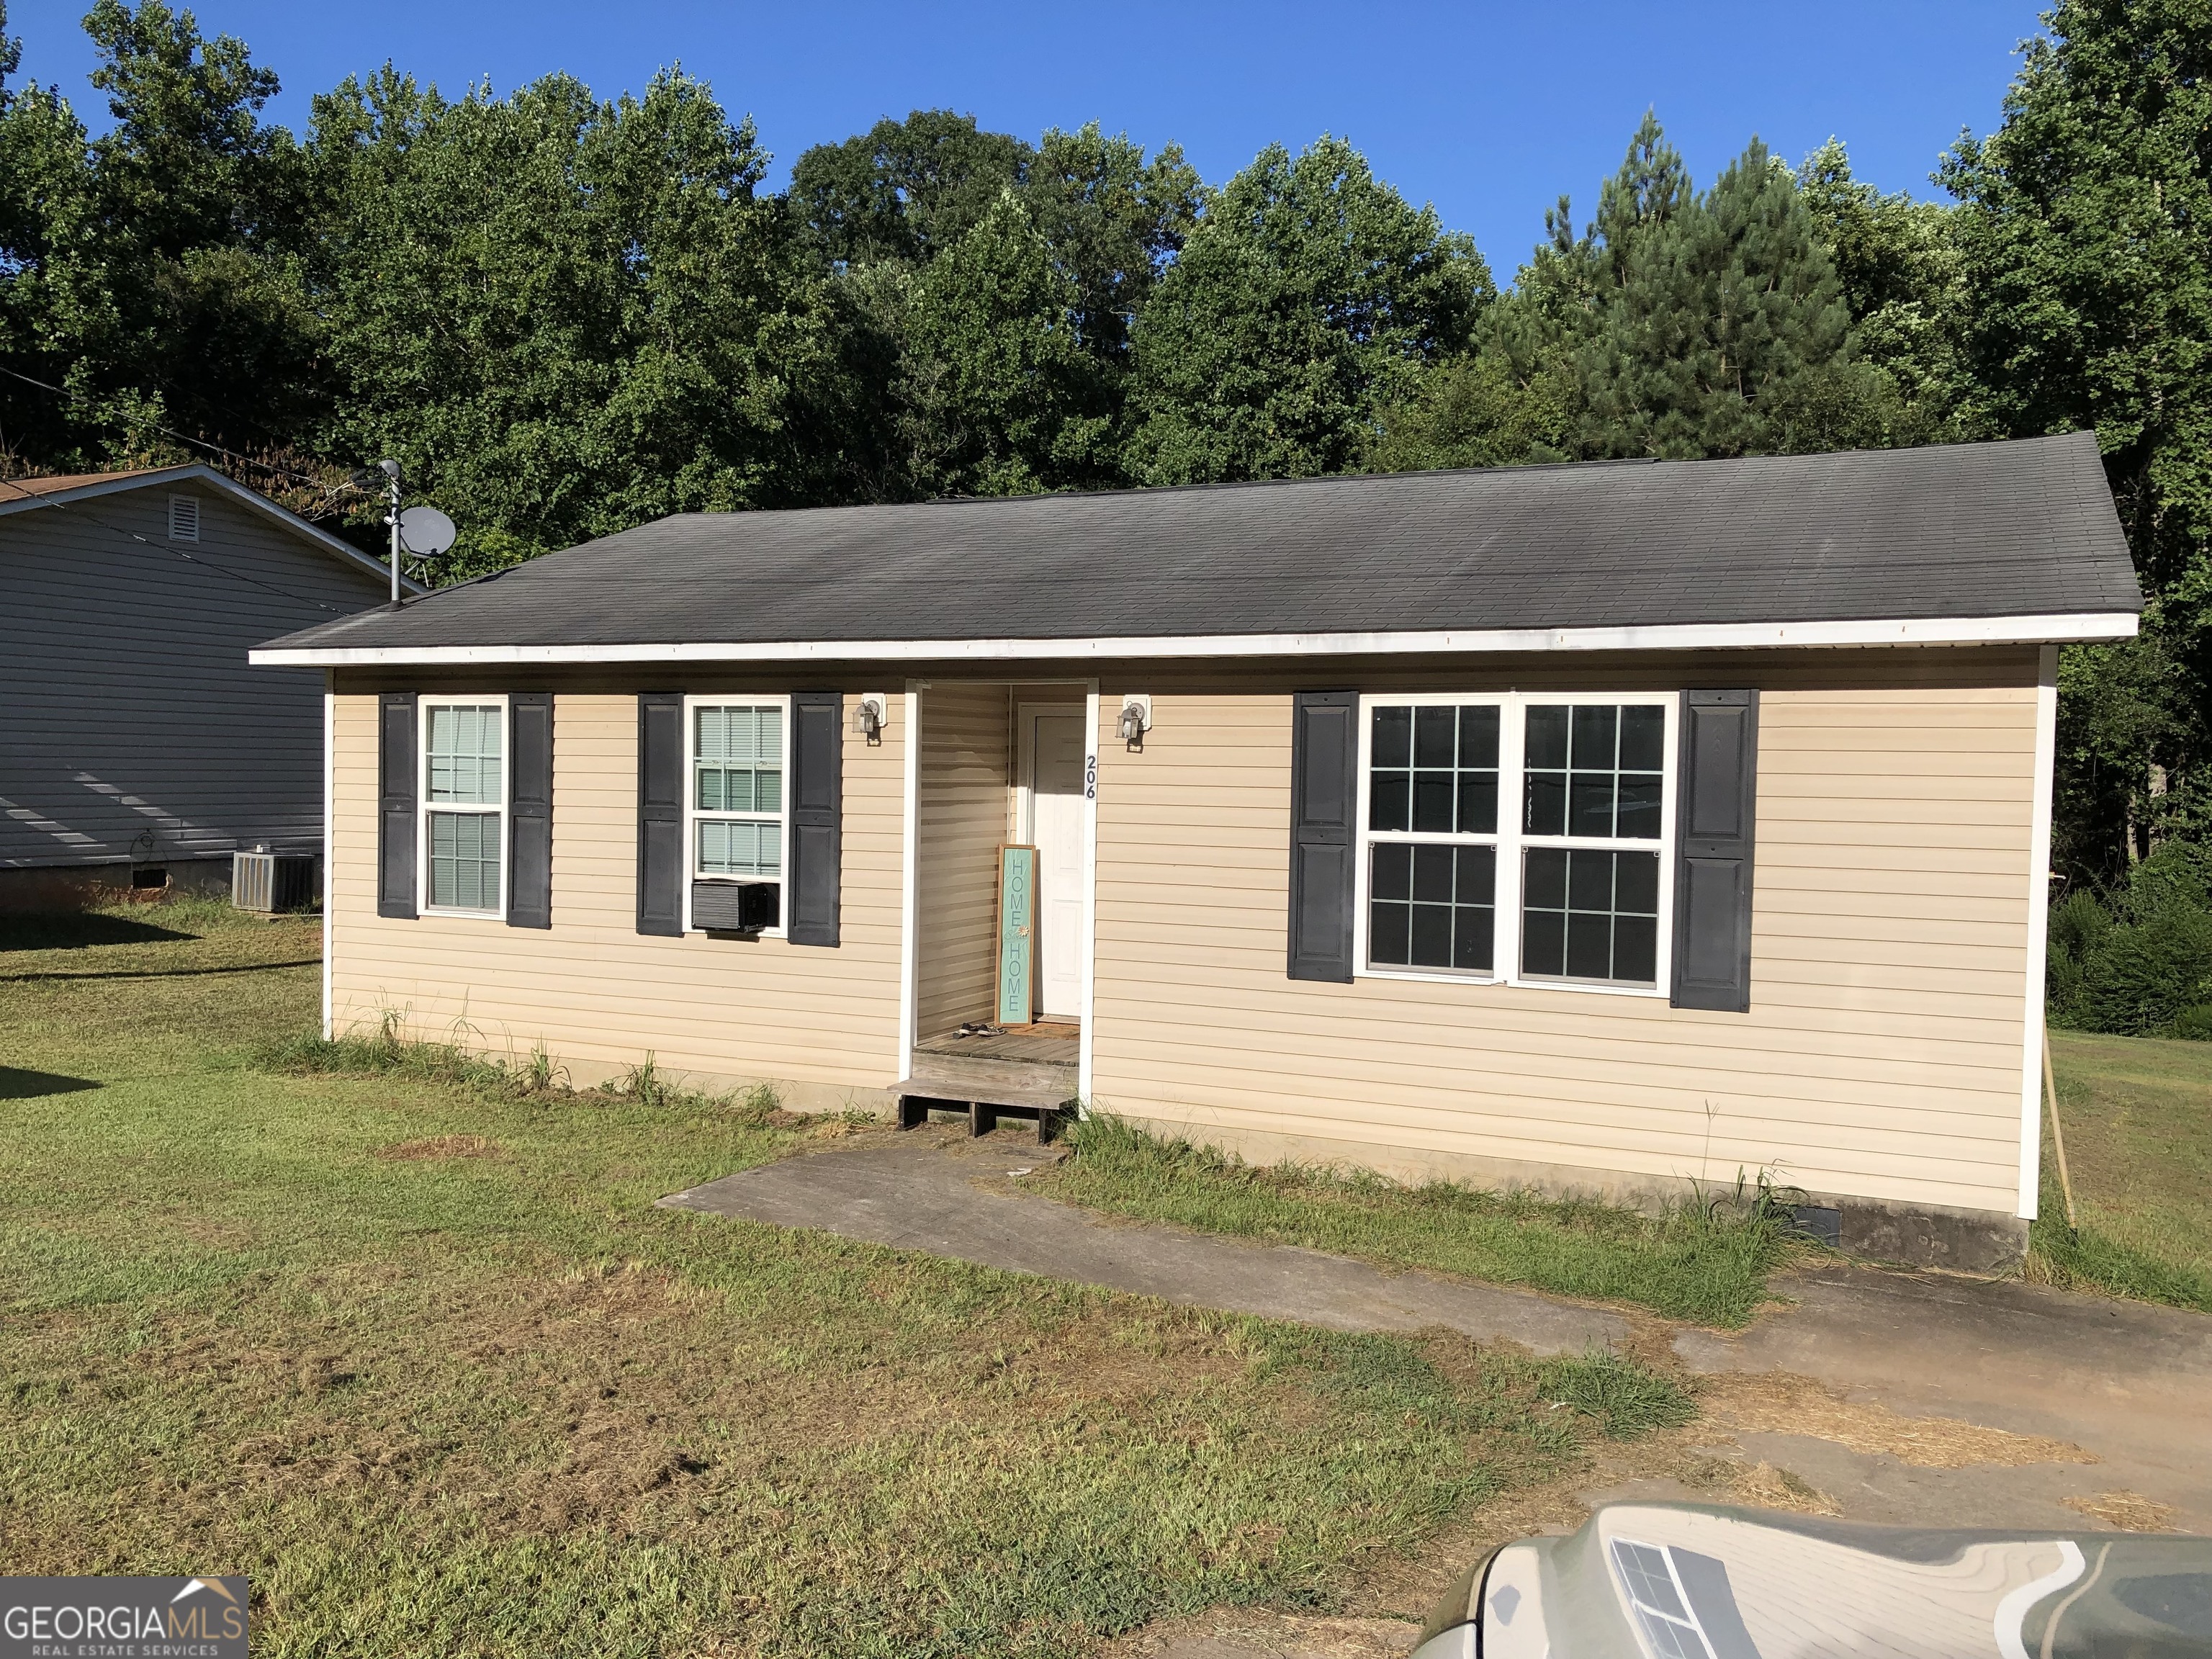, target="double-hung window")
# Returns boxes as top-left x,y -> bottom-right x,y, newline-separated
1357,693 -> 1676,993
421,698 -> 506,917
685,696 -> 788,933
1364,701 -> 1502,975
